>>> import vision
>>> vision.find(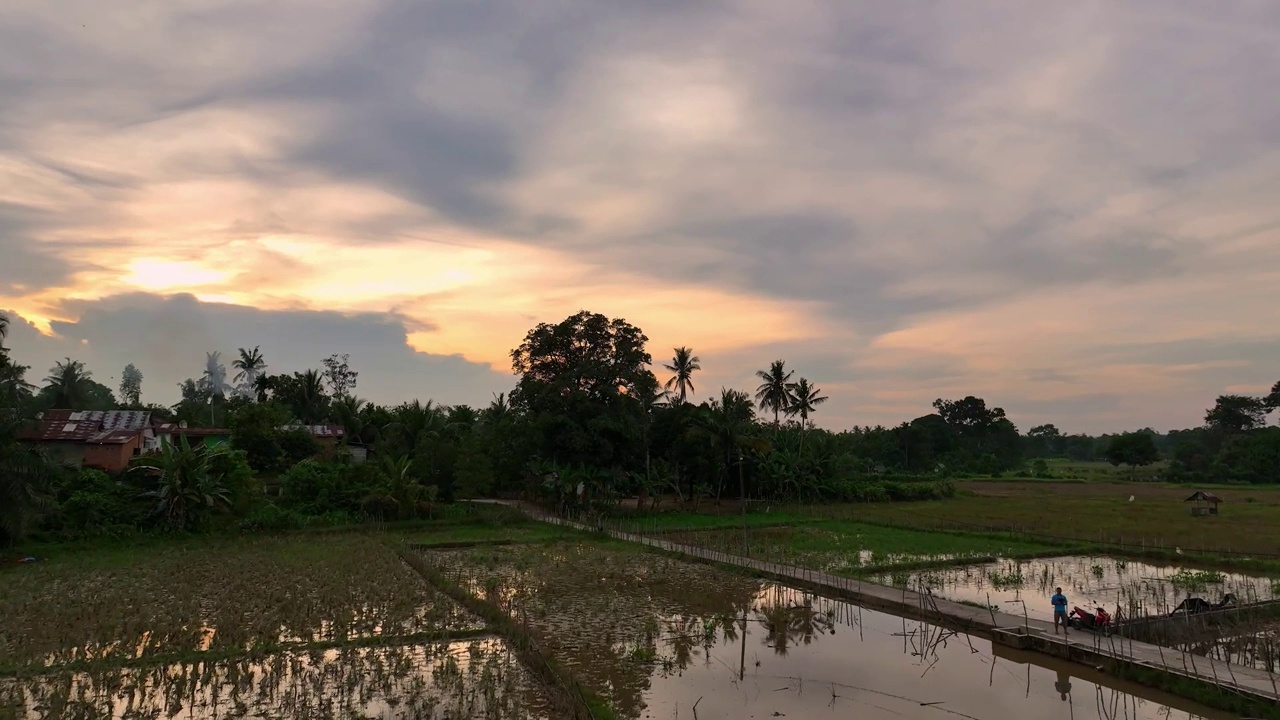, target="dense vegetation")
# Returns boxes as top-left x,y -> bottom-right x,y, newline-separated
2,309 -> 1278,545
